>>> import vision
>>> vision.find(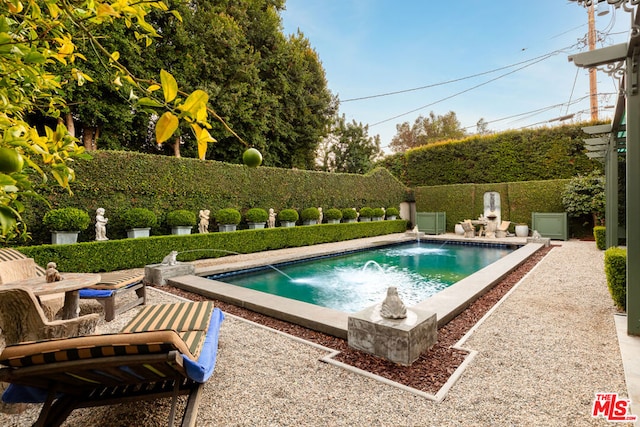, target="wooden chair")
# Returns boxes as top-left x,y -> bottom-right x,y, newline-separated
0,287 -> 99,350
495,221 -> 511,238
0,249 -> 146,322
0,300 -> 224,427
